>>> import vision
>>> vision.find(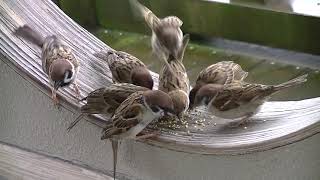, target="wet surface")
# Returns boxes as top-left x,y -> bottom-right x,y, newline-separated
95,29 -> 320,101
